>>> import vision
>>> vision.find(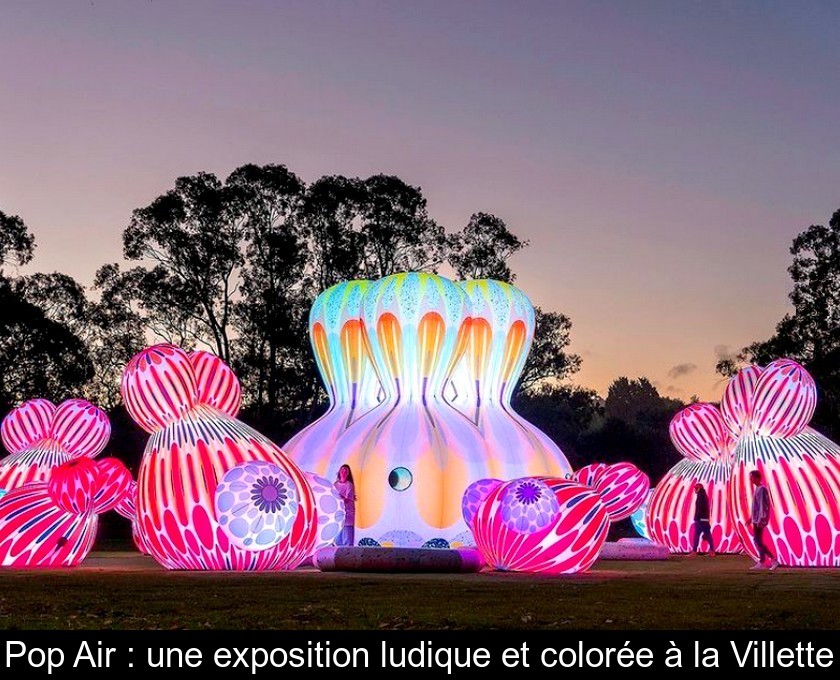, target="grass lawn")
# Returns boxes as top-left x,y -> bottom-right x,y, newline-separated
1,550 -> 839,630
